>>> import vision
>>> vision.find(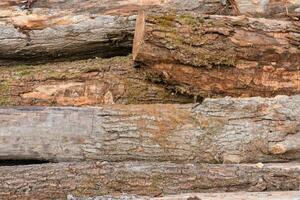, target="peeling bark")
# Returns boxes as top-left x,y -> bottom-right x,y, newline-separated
133,10 -> 300,97
0,56 -> 193,106
0,95 -> 299,163
0,162 -> 299,200
68,191 -> 300,200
